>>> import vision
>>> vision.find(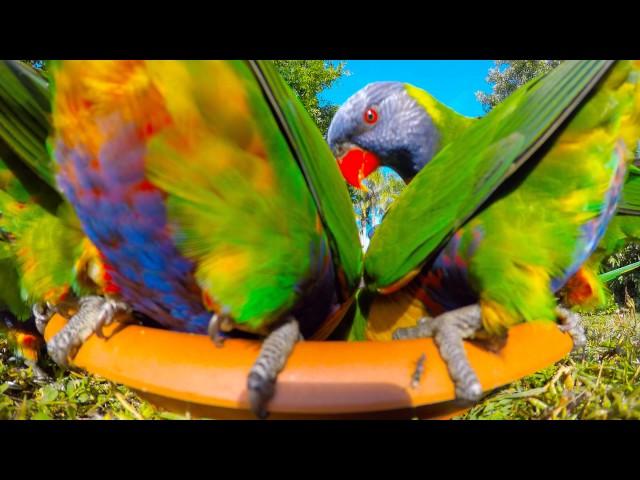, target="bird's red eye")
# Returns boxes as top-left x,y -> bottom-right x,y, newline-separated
364,108 -> 378,124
